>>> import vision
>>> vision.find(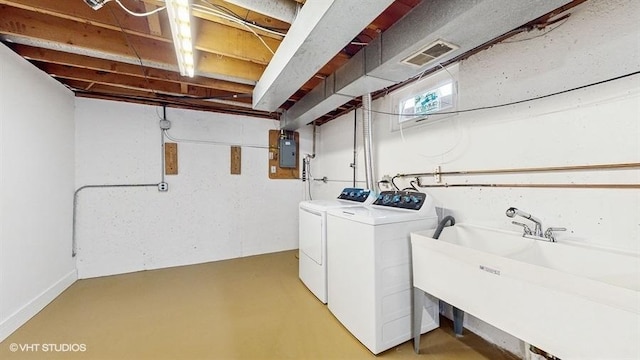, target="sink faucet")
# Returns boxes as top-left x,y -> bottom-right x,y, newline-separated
543,227 -> 567,242
506,207 -> 567,241
506,207 -> 543,237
